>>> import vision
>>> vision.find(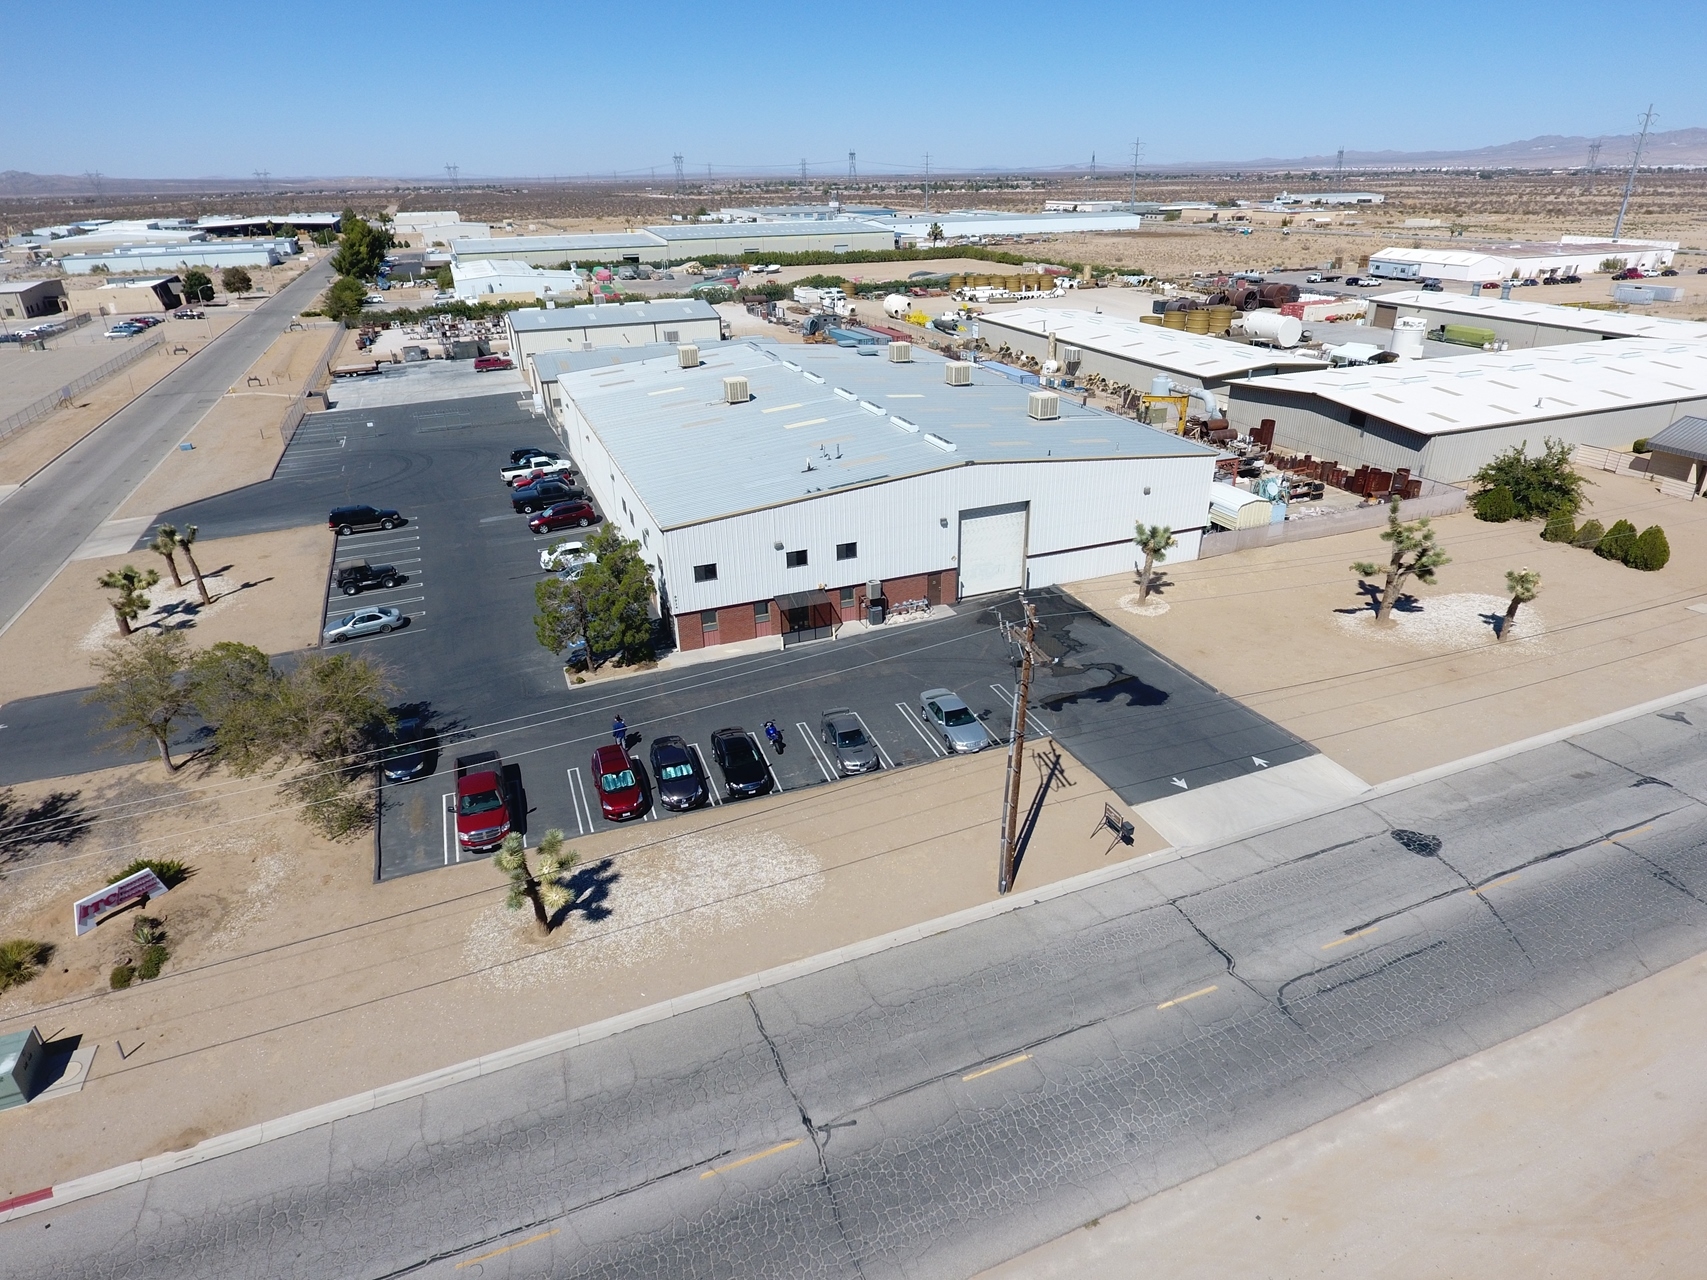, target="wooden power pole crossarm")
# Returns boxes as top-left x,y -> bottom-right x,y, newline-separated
998,600 -> 1052,894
